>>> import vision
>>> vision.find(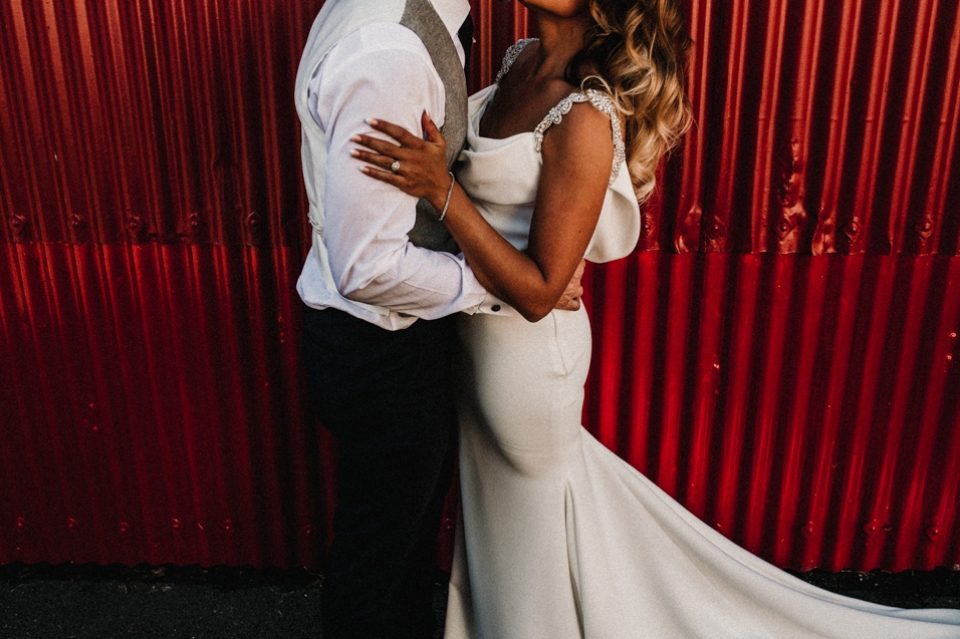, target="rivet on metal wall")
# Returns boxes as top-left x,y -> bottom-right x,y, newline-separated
126,215 -> 146,238
773,216 -> 797,241
801,521 -> 816,539
676,206 -> 702,253
16,517 -> 27,530
640,213 -> 656,238
223,519 -> 234,533
188,212 -> 204,231
172,518 -> 182,531
119,521 -> 130,534
245,211 -> 263,230
67,517 -> 78,532
69,214 -> 86,231
9,214 -> 28,235
914,216 -> 935,241
704,216 -> 726,241
863,520 -> 880,537
841,219 -> 862,243
773,139 -> 806,252
926,526 -> 941,541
